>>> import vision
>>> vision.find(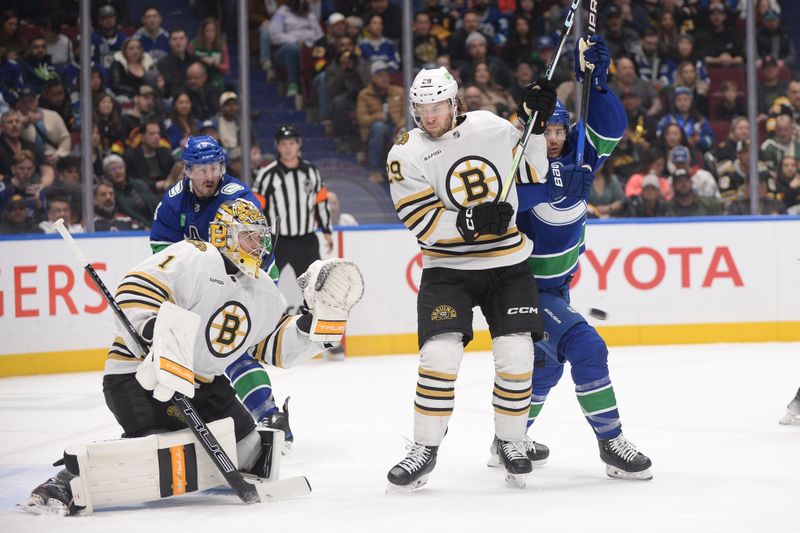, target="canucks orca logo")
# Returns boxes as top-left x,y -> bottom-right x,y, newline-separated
445,156 -> 502,208
206,300 -> 251,357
